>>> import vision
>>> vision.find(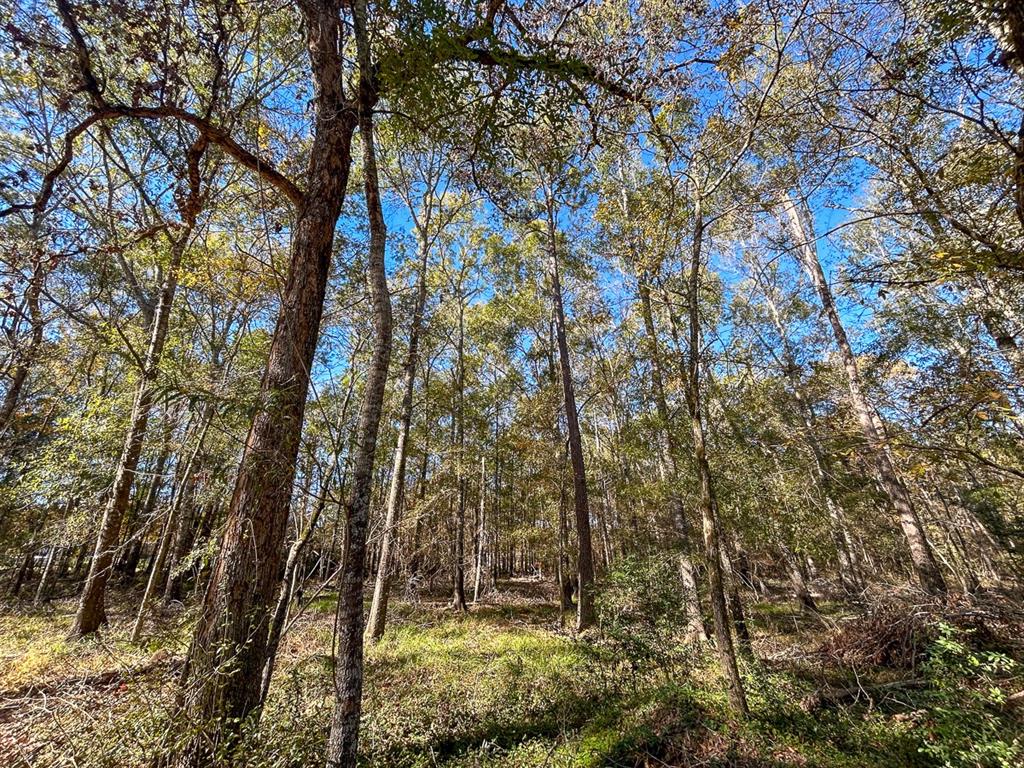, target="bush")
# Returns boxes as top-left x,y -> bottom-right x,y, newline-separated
919,622 -> 1022,768
594,555 -> 691,676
